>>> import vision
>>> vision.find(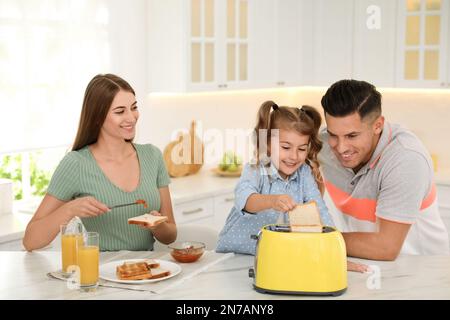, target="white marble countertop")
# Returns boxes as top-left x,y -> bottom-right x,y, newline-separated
1,250 -> 449,300
0,168 -> 239,244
